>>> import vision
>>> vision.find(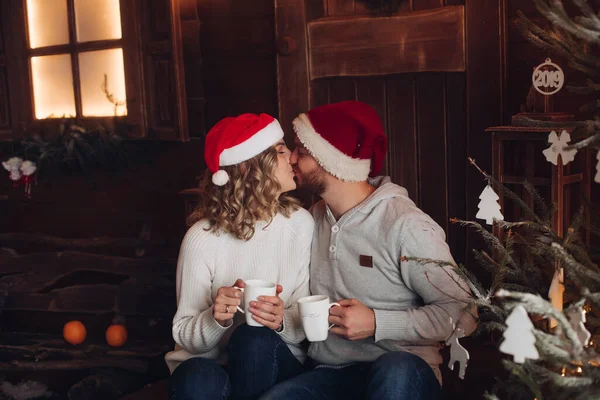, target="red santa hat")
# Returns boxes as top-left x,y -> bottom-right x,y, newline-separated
292,100 -> 387,182
205,113 -> 284,186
